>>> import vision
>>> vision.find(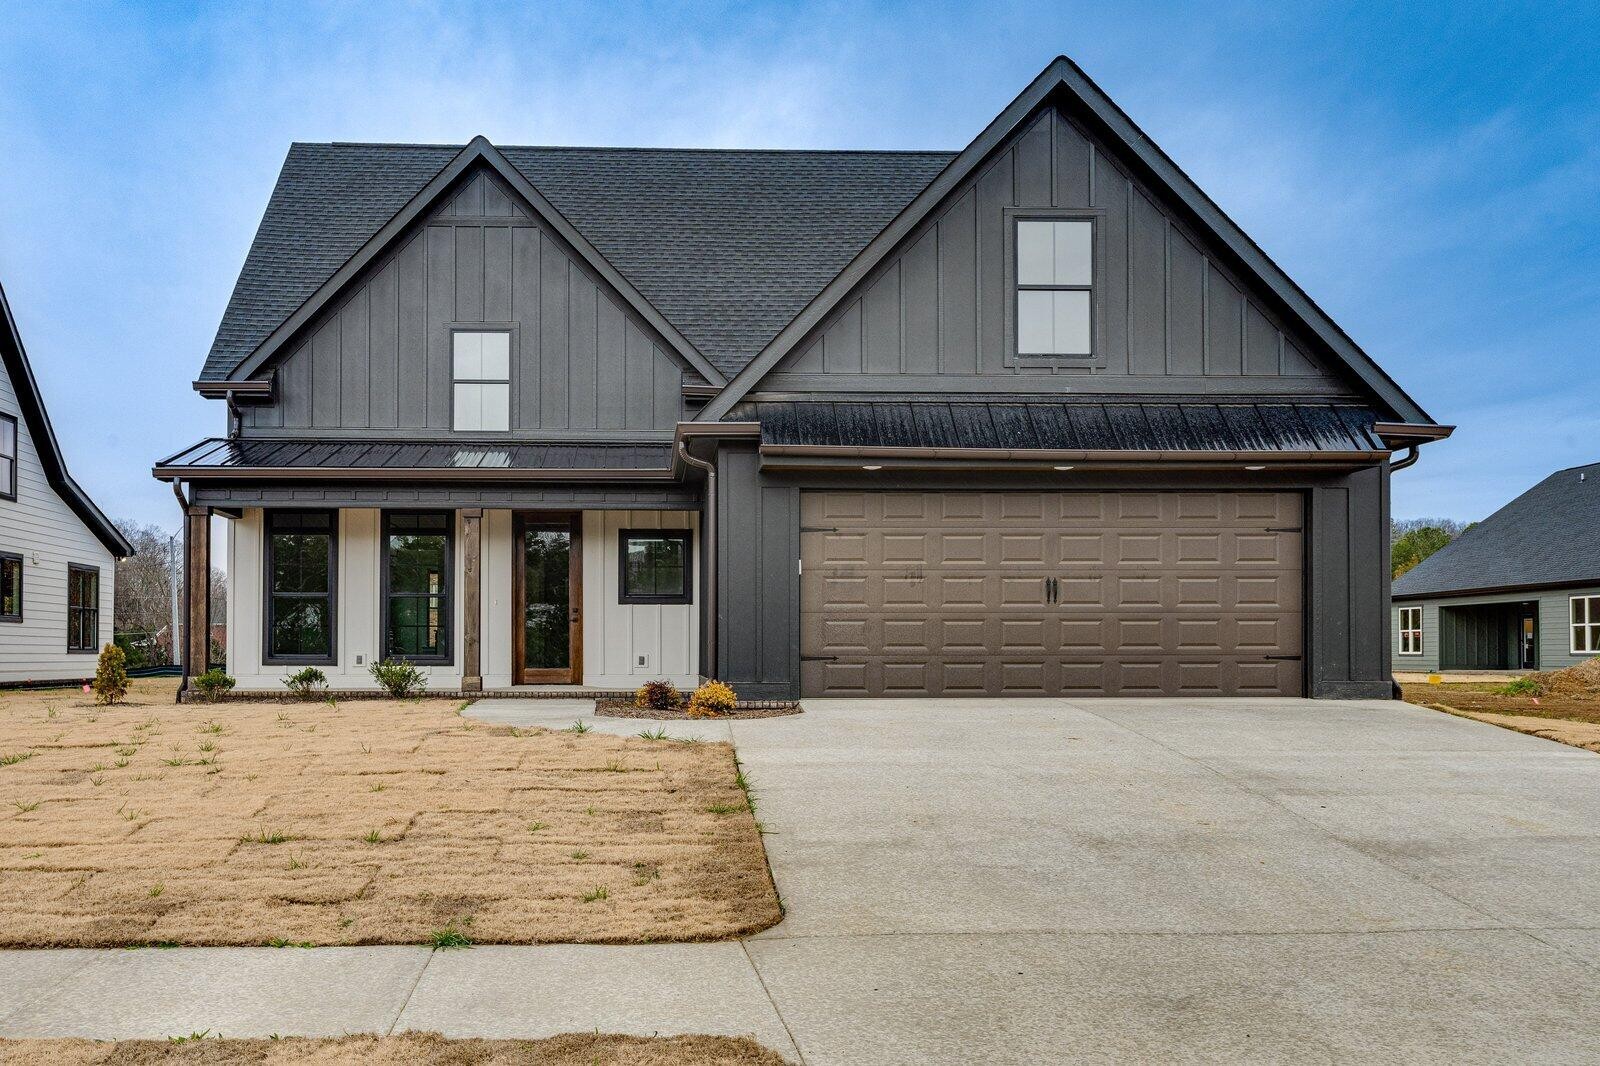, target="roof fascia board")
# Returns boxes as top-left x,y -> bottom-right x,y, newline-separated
702,56 -> 1433,426
1393,578 -> 1600,602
